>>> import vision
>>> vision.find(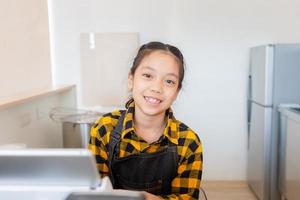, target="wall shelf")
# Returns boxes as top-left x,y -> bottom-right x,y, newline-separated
0,85 -> 75,110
